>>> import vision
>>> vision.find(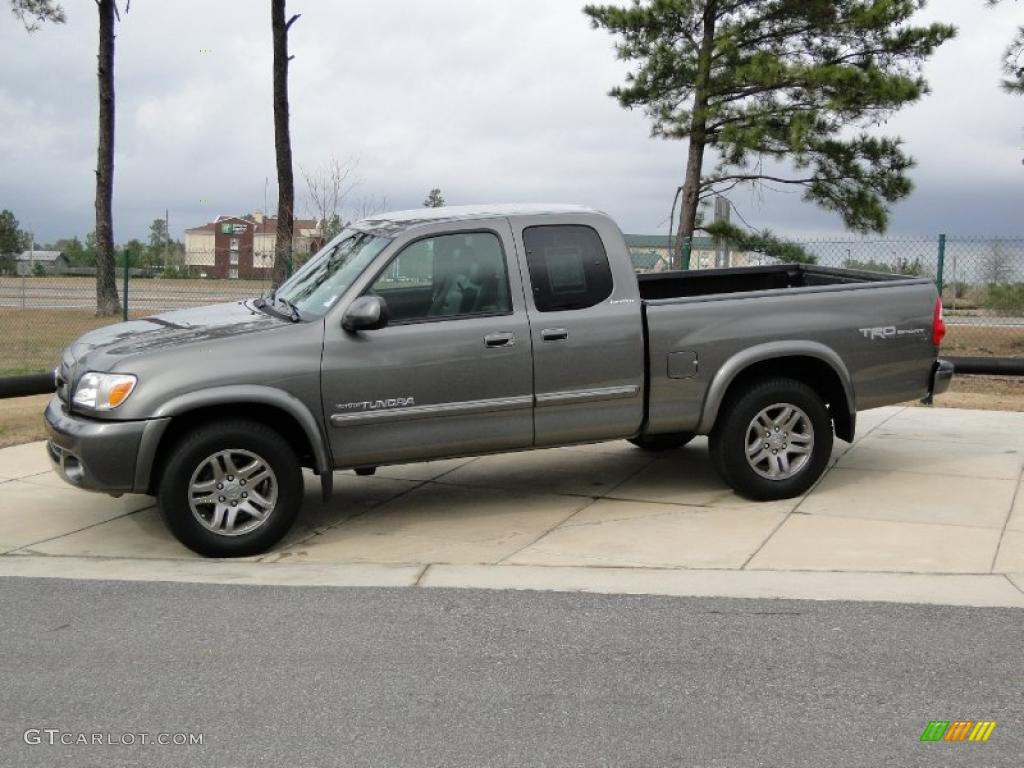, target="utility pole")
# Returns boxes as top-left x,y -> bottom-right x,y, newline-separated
713,197 -> 730,269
